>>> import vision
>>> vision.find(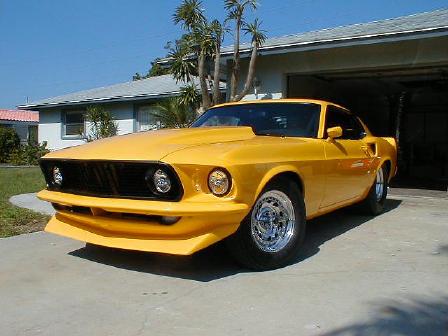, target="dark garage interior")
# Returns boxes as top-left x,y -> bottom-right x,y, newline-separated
287,67 -> 448,191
